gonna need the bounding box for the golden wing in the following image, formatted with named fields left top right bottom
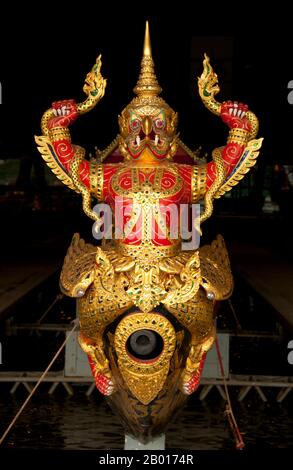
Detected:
left=215, top=137, right=263, bottom=199
left=199, top=235, right=233, bottom=300
left=60, top=233, right=97, bottom=297
left=34, top=135, right=79, bottom=193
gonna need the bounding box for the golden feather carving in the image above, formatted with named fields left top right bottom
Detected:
left=215, top=138, right=263, bottom=198
left=34, top=135, right=79, bottom=193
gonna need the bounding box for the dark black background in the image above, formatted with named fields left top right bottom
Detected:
left=0, top=5, right=293, bottom=455
left=0, top=5, right=293, bottom=163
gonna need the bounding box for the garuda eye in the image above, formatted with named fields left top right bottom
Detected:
left=154, top=118, right=165, bottom=130
left=130, top=119, right=141, bottom=131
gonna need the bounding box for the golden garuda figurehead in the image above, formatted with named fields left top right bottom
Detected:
left=35, top=20, right=263, bottom=445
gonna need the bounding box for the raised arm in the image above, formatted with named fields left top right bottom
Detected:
left=47, top=99, right=90, bottom=187
left=193, top=54, right=263, bottom=223
left=36, top=55, right=106, bottom=194
left=206, top=100, right=251, bottom=188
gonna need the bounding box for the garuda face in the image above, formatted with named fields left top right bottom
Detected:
left=119, top=101, right=178, bottom=161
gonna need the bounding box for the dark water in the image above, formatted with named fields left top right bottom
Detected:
left=0, top=387, right=292, bottom=450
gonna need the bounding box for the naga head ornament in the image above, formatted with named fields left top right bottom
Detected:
left=118, top=22, right=178, bottom=161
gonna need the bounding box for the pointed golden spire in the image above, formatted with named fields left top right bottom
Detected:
left=133, top=21, right=162, bottom=97
left=143, top=20, right=152, bottom=56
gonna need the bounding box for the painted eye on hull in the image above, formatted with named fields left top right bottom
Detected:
left=130, top=119, right=141, bottom=131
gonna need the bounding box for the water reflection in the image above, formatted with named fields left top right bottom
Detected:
left=1, top=387, right=292, bottom=449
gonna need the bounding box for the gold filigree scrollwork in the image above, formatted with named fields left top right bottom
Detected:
left=162, top=251, right=201, bottom=306
left=78, top=333, right=113, bottom=385
left=114, top=312, right=176, bottom=404
left=126, top=264, right=167, bottom=313
left=181, top=329, right=216, bottom=394
left=60, top=233, right=96, bottom=297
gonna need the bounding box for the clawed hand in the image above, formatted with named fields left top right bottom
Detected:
left=221, top=100, right=251, bottom=132
left=48, top=99, right=78, bottom=129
